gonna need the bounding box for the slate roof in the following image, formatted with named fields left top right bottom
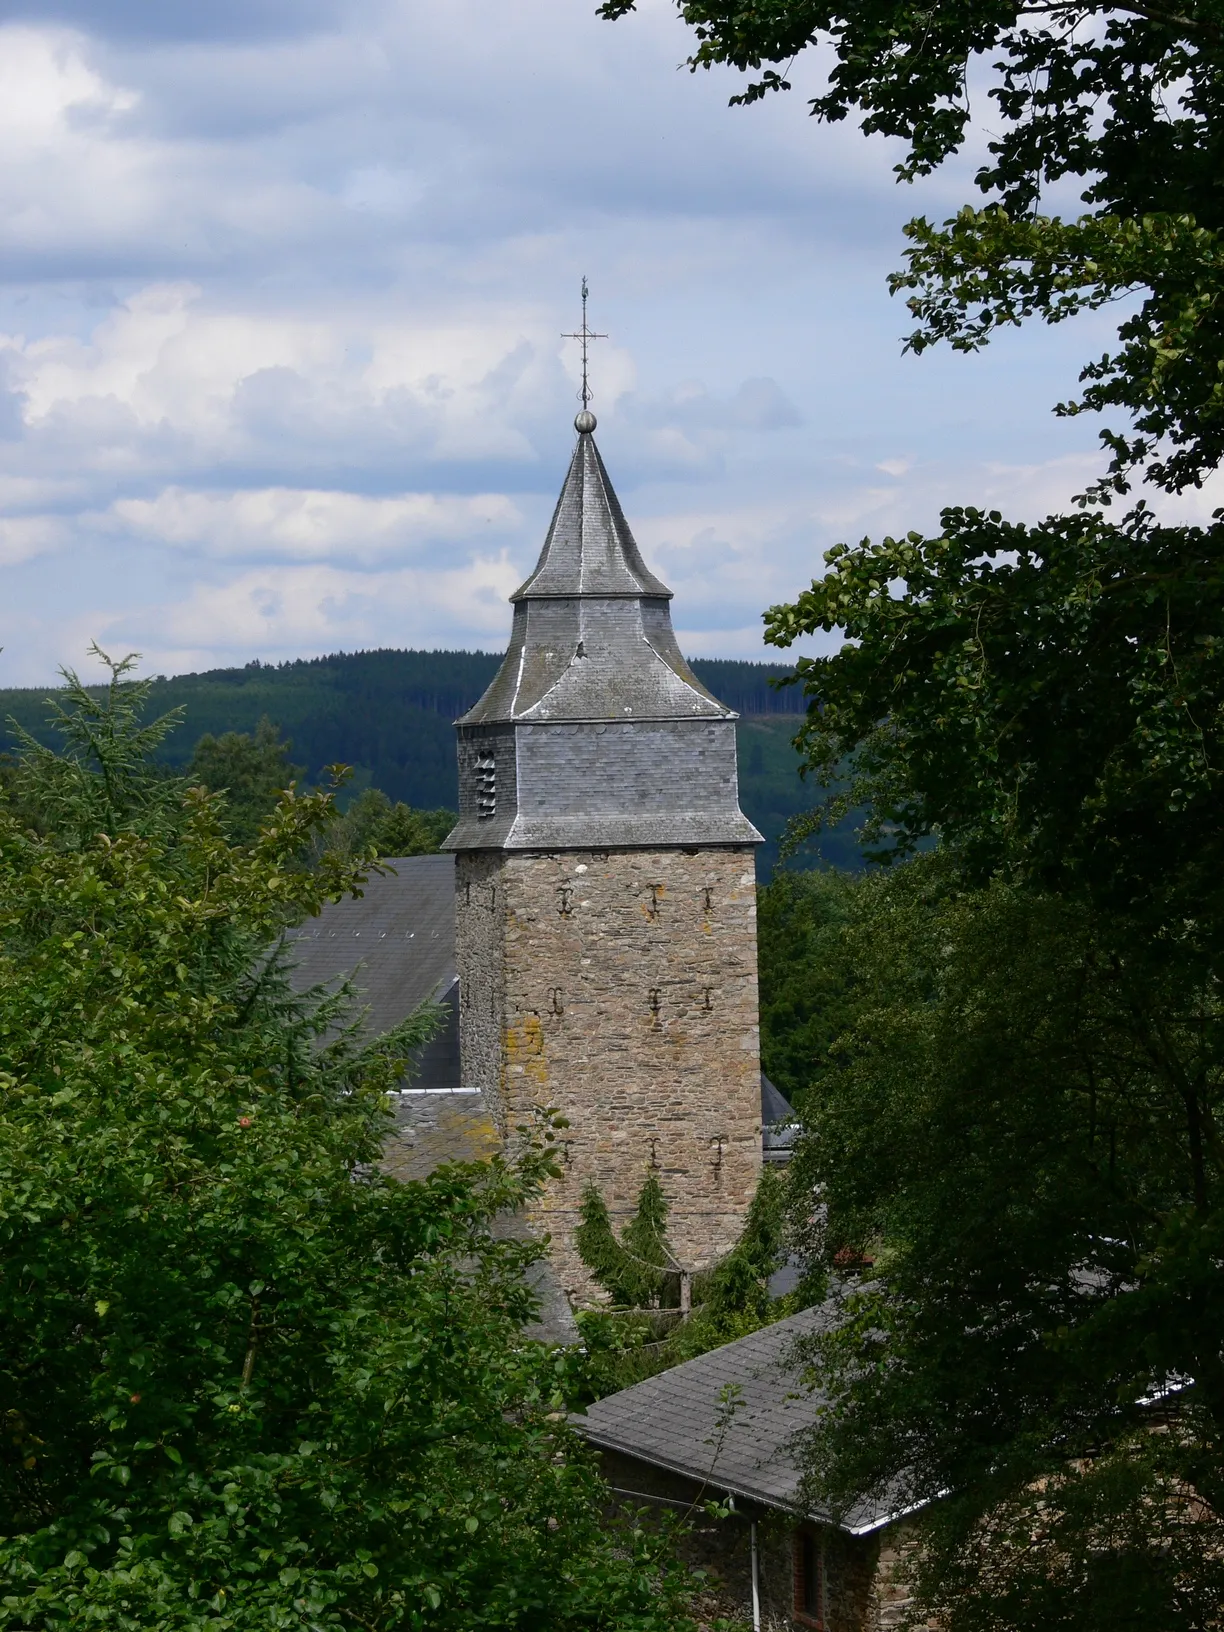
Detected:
left=761, top=1074, right=800, bottom=1164
left=512, top=428, right=673, bottom=603
left=458, top=425, right=729, bottom=729
left=382, top=1089, right=499, bottom=1180
left=285, top=854, right=456, bottom=1038
left=573, top=1305, right=896, bottom=1534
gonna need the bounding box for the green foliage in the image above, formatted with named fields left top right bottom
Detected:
left=576, top=1174, right=678, bottom=1310
left=619, top=1173, right=677, bottom=1303
left=757, top=869, right=859, bottom=1103
left=601, top=0, right=1224, bottom=493
left=186, top=715, right=304, bottom=845
left=765, top=504, right=1224, bottom=941
left=327, top=786, right=456, bottom=860
left=916, top=1430, right=1224, bottom=1632
left=891, top=205, right=1224, bottom=498
left=782, top=856, right=1224, bottom=1625
left=4, top=646, right=188, bottom=843
left=576, top=1170, right=794, bottom=1398
left=675, top=1166, right=790, bottom=1355
left=187, top=720, right=455, bottom=859
left=0, top=656, right=698, bottom=1631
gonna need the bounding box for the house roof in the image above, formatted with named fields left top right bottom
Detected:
left=573, top=1305, right=895, bottom=1534
left=284, top=854, right=456, bottom=1039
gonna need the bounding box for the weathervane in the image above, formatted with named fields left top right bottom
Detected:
left=562, top=277, right=607, bottom=428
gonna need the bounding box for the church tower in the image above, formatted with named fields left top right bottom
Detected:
left=445, top=406, right=763, bottom=1302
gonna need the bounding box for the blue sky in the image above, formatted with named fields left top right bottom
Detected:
left=0, top=0, right=1199, bottom=684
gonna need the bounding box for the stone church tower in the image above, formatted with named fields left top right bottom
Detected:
left=445, top=409, right=763, bottom=1301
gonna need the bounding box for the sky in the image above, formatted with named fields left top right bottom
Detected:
left=0, top=0, right=1201, bottom=685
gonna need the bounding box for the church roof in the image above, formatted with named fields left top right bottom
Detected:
left=459, top=417, right=729, bottom=727
left=284, top=855, right=455, bottom=1043
left=512, top=429, right=672, bottom=601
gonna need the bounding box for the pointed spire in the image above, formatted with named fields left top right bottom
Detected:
left=446, top=398, right=762, bottom=853
left=513, top=419, right=671, bottom=601
left=459, top=418, right=726, bottom=726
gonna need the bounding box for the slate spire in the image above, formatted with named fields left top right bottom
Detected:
left=461, top=414, right=725, bottom=727
left=511, top=422, right=672, bottom=602
left=446, top=411, right=760, bottom=851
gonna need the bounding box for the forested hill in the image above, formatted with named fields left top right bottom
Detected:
left=0, top=648, right=848, bottom=871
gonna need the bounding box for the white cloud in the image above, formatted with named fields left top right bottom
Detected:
left=109, top=485, right=523, bottom=561
left=0, top=1, right=1151, bottom=686
left=0, top=513, right=69, bottom=566
left=104, top=552, right=523, bottom=669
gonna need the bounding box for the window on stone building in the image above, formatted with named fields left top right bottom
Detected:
left=793, top=1527, right=824, bottom=1628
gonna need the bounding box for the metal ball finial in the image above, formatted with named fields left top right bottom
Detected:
left=574, top=410, right=597, bottom=434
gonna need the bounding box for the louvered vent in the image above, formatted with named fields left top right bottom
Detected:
left=475, top=755, right=496, bottom=820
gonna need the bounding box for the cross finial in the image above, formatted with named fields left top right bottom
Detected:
left=562, top=277, right=607, bottom=427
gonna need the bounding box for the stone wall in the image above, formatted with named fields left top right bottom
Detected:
left=457, top=844, right=761, bottom=1303
left=595, top=1448, right=879, bottom=1632
left=869, top=1525, right=924, bottom=1632
left=455, top=850, right=506, bottom=1121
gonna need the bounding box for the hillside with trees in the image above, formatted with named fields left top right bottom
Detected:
left=0, top=649, right=844, bottom=873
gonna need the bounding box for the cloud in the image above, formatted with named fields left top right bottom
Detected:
left=109, top=486, right=523, bottom=562
left=98, top=552, right=524, bottom=674
left=0, top=513, right=69, bottom=566
left=0, top=1, right=1130, bottom=686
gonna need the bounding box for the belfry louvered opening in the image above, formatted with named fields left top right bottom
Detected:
left=475, top=755, right=496, bottom=820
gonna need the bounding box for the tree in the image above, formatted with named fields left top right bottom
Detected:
left=0, top=654, right=697, bottom=1632
left=781, top=855, right=1224, bottom=1630
left=600, top=0, right=1224, bottom=496
left=328, top=787, right=456, bottom=860
left=757, top=869, right=858, bottom=1104
left=599, top=1, right=1224, bottom=1619
left=575, top=1170, right=790, bottom=1397
left=759, top=499, right=1224, bottom=1631
left=186, top=715, right=304, bottom=844
left=576, top=1173, right=680, bottom=1311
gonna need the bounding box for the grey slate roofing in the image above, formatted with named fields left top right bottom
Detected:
left=284, top=855, right=460, bottom=1090
left=459, top=431, right=722, bottom=729
left=761, top=1073, right=800, bottom=1164
left=446, top=419, right=762, bottom=853
left=285, top=854, right=455, bottom=1038
left=512, top=429, right=672, bottom=604
left=574, top=1305, right=895, bottom=1534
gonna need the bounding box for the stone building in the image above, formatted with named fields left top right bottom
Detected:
left=443, top=409, right=764, bottom=1299
left=574, top=1305, right=915, bottom=1632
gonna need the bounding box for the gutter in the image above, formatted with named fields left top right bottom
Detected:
left=574, top=1424, right=926, bottom=1537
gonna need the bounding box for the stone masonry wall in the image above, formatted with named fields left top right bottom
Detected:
left=596, top=1450, right=879, bottom=1632
left=455, top=851, right=506, bottom=1119
left=457, top=845, right=762, bottom=1303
